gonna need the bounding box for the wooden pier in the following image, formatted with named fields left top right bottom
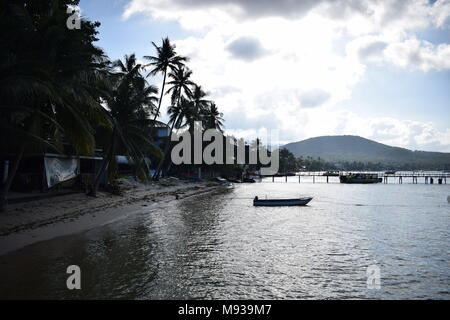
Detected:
left=267, top=172, right=450, bottom=184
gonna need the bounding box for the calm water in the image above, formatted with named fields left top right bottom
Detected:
left=0, top=178, right=449, bottom=299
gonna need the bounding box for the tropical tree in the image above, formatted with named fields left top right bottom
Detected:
left=144, top=37, right=187, bottom=123
left=0, top=0, right=111, bottom=211
left=153, top=96, right=196, bottom=179
left=88, top=54, right=160, bottom=196
left=166, top=67, right=194, bottom=106
left=188, top=85, right=210, bottom=130
left=203, top=102, right=224, bottom=132
left=152, top=67, right=195, bottom=179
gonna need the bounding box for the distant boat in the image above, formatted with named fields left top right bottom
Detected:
left=339, top=173, right=382, bottom=184
left=227, top=177, right=242, bottom=183
left=253, top=196, right=312, bottom=207
left=225, top=182, right=234, bottom=189
left=385, top=171, right=396, bottom=175
left=273, top=172, right=296, bottom=177
left=323, top=171, right=339, bottom=176
left=243, top=177, right=256, bottom=183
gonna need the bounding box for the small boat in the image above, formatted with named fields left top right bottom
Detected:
left=273, top=172, right=296, bottom=177
left=243, top=177, right=256, bottom=183
left=339, top=173, right=382, bottom=184
left=225, top=182, right=234, bottom=189
left=322, top=171, right=339, bottom=176
left=253, top=196, right=312, bottom=207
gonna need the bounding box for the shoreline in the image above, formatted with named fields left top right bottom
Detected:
left=0, top=179, right=227, bottom=256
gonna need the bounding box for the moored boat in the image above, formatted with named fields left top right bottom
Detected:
left=339, top=173, right=382, bottom=184
left=253, top=196, right=312, bottom=207
left=323, top=170, right=339, bottom=176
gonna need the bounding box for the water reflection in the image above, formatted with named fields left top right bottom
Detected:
left=0, top=183, right=449, bottom=299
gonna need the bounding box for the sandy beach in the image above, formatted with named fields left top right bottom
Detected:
left=0, top=178, right=226, bottom=256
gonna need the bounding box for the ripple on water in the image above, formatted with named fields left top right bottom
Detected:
left=0, top=182, right=449, bottom=299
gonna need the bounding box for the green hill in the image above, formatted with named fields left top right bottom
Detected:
left=282, top=135, right=450, bottom=169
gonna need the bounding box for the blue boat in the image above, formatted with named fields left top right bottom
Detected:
left=253, top=196, right=312, bottom=207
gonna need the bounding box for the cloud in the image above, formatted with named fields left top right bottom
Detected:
left=122, top=0, right=450, bottom=151
left=383, top=38, right=450, bottom=71
left=298, top=89, right=331, bottom=108
left=348, top=36, right=450, bottom=71
left=123, top=0, right=324, bottom=21
left=223, top=106, right=450, bottom=152
left=226, top=36, right=270, bottom=61
left=124, top=0, right=450, bottom=30
left=357, top=41, right=388, bottom=62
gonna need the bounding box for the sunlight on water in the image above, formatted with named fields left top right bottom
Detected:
left=0, top=180, right=449, bottom=299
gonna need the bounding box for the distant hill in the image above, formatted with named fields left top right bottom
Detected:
left=282, top=135, right=450, bottom=168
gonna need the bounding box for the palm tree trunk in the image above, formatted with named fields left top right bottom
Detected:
left=0, top=146, right=25, bottom=212
left=153, top=120, right=176, bottom=180
left=88, top=130, right=116, bottom=197
left=152, top=68, right=167, bottom=123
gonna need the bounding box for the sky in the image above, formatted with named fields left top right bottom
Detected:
left=80, top=0, right=450, bottom=152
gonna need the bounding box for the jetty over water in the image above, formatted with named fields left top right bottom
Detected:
left=266, top=171, right=450, bottom=184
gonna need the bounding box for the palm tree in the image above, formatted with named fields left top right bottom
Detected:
left=168, top=96, right=196, bottom=130
left=162, top=96, right=195, bottom=175
left=189, top=85, right=210, bottom=130
left=203, top=102, right=224, bottom=132
left=144, top=37, right=187, bottom=123
left=89, top=54, right=160, bottom=196
left=0, top=1, right=111, bottom=211
left=152, top=67, right=194, bottom=179
left=166, top=67, right=194, bottom=105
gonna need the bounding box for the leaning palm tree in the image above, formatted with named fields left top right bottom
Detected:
left=144, top=37, right=187, bottom=123
left=89, top=55, right=160, bottom=196
left=152, top=67, right=194, bottom=179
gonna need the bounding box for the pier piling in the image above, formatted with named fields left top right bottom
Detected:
left=267, top=172, right=448, bottom=185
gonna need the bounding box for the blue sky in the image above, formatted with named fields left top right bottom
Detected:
left=80, top=0, right=450, bottom=152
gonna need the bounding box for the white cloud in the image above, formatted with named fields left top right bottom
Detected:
left=123, top=0, right=450, bottom=151
left=384, top=39, right=450, bottom=71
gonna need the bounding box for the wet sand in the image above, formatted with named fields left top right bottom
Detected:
left=0, top=178, right=224, bottom=256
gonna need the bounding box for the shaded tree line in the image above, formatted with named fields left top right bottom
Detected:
left=0, top=0, right=226, bottom=211
left=279, top=149, right=450, bottom=172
